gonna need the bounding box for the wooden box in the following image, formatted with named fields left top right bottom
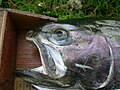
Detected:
left=0, top=8, right=57, bottom=90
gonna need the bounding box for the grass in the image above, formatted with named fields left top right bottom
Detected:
left=0, top=0, right=120, bottom=20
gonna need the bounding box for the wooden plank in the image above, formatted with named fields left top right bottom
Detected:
left=0, top=11, right=7, bottom=69
left=14, top=77, right=36, bottom=90
left=0, top=9, right=57, bottom=70
left=17, top=78, right=24, bottom=90
left=23, top=82, right=30, bottom=90
left=14, top=77, right=18, bottom=90
left=0, top=11, right=17, bottom=90
left=16, top=28, right=41, bottom=69
left=3, top=8, right=57, bottom=69
left=7, top=8, right=57, bottom=31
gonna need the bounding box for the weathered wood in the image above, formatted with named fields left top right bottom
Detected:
left=14, top=77, right=36, bottom=90
left=0, top=12, right=17, bottom=90
left=7, top=8, right=57, bottom=31
left=6, top=8, right=57, bottom=69
left=0, top=11, right=7, bottom=69
left=0, top=8, right=57, bottom=90
left=16, top=28, right=41, bottom=69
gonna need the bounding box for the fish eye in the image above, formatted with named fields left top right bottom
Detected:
left=53, top=29, right=68, bottom=40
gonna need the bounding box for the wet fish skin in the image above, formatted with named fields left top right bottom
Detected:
left=16, top=17, right=120, bottom=90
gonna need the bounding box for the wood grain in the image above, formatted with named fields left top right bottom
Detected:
left=0, top=8, right=57, bottom=90
left=16, top=28, right=41, bottom=69
left=14, top=77, right=36, bottom=90
left=6, top=9, right=57, bottom=69
left=0, top=12, right=17, bottom=90
left=0, top=11, right=7, bottom=69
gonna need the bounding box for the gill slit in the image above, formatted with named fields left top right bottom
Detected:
left=93, top=36, right=115, bottom=89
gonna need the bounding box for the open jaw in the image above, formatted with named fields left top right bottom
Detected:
left=16, top=34, right=69, bottom=88
left=31, top=37, right=67, bottom=78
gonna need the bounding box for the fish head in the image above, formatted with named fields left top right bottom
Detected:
left=16, top=19, right=120, bottom=89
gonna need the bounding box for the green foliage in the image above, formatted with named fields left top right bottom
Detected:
left=0, top=0, right=2, bottom=6
left=0, top=0, right=120, bottom=20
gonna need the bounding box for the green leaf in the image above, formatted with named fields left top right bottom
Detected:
left=0, top=0, right=2, bottom=6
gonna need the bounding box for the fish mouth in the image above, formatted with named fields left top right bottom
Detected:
left=26, top=31, right=67, bottom=78
left=32, top=43, right=67, bottom=78
left=17, top=30, right=67, bottom=79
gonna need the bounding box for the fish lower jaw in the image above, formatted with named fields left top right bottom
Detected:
left=40, top=44, right=67, bottom=78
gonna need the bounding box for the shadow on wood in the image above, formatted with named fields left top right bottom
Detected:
left=0, top=8, right=57, bottom=90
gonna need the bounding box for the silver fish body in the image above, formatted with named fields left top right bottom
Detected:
left=16, top=17, right=120, bottom=90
